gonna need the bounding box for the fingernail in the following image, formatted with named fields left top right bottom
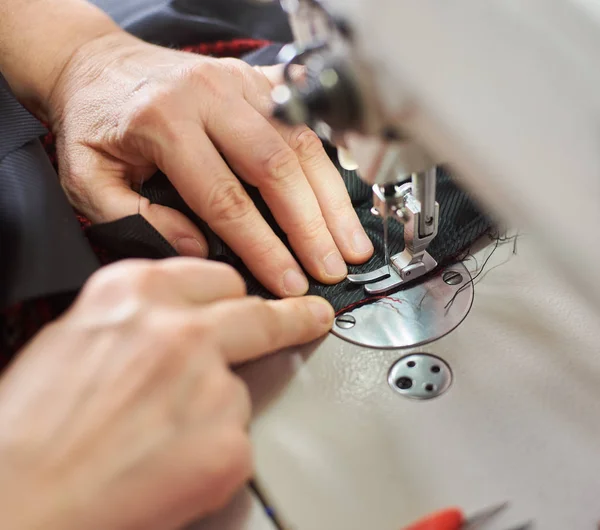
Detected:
left=173, top=238, right=207, bottom=258
left=352, top=229, right=373, bottom=255
left=323, top=252, right=347, bottom=278
left=283, top=269, right=309, bottom=296
left=306, top=298, right=334, bottom=325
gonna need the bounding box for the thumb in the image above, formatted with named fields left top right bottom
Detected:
left=83, top=176, right=210, bottom=259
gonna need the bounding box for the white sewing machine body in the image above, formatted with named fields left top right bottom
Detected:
left=276, top=0, right=600, bottom=309
left=192, top=2, right=600, bottom=528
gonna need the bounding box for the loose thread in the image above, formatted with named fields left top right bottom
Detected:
left=335, top=295, right=402, bottom=316
left=444, top=232, right=521, bottom=312
left=335, top=232, right=521, bottom=319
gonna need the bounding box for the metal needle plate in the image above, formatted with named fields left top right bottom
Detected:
left=332, top=263, right=473, bottom=349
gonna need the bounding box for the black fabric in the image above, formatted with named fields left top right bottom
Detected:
left=92, top=0, right=292, bottom=47
left=0, top=0, right=490, bottom=315
left=87, top=159, right=491, bottom=312
left=85, top=42, right=492, bottom=313
left=0, top=77, right=99, bottom=310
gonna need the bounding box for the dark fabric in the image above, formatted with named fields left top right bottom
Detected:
left=87, top=162, right=491, bottom=313
left=91, top=0, right=292, bottom=46
left=0, top=0, right=491, bottom=355
left=0, top=38, right=274, bottom=359
left=0, top=77, right=99, bottom=311
left=85, top=40, right=492, bottom=313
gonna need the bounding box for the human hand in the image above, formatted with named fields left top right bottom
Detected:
left=46, top=32, right=373, bottom=297
left=0, top=258, right=333, bottom=530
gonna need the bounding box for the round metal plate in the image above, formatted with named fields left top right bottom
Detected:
left=388, top=354, right=452, bottom=400
left=331, top=263, right=473, bottom=349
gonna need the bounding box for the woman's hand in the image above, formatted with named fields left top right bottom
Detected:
left=0, top=258, right=334, bottom=530
left=47, top=32, right=373, bottom=297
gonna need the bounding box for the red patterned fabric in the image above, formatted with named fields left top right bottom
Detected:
left=182, top=38, right=271, bottom=57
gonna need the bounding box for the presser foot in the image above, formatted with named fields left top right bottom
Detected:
left=347, top=251, right=438, bottom=295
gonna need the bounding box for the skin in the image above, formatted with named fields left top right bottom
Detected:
left=0, top=0, right=367, bottom=527
left=0, top=0, right=374, bottom=298
left=0, top=259, right=335, bottom=530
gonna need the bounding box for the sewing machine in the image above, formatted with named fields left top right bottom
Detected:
left=187, top=2, right=600, bottom=529
left=270, top=0, right=600, bottom=315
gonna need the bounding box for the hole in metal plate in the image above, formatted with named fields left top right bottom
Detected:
left=389, top=354, right=452, bottom=400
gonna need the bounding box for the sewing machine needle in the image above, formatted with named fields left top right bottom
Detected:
left=383, top=214, right=391, bottom=272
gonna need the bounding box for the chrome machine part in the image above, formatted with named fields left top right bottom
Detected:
left=333, top=263, right=473, bottom=349
left=271, top=8, right=443, bottom=293
left=348, top=168, right=440, bottom=294
left=278, top=0, right=600, bottom=311
left=388, top=353, right=452, bottom=400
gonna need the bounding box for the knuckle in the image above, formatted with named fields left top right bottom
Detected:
left=174, top=314, right=213, bottom=344
left=264, top=145, right=300, bottom=182
left=127, top=264, right=165, bottom=294
left=289, top=128, right=324, bottom=164
left=187, top=61, right=228, bottom=98
left=123, top=95, right=163, bottom=132
left=189, top=60, right=222, bottom=81
left=121, top=92, right=177, bottom=146
left=74, top=262, right=171, bottom=330
left=251, top=299, right=284, bottom=344
left=83, top=261, right=151, bottom=298
left=328, top=194, right=354, bottom=218
left=243, top=238, right=282, bottom=264
left=289, top=213, right=328, bottom=241
left=205, top=181, right=253, bottom=224
left=293, top=297, right=317, bottom=325
left=166, top=259, right=246, bottom=295
left=218, top=58, right=248, bottom=81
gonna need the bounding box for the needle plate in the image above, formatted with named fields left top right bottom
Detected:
left=332, top=263, right=473, bottom=349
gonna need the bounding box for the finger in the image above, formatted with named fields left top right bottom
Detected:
left=159, top=128, right=309, bottom=298
left=275, top=123, right=374, bottom=264
left=83, top=175, right=210, bottom=258
left=206, top=100, right=348, bottom=284
left=154, top=258, right=248, bottom=304
left=80, top=258, right=247, bottom=307
left=206, top=295, right=334, bottom=364
left=251, top=67, right=374, bottom=265
left=254, top=63, right=304, bottom=89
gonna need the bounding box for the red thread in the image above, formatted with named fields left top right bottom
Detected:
left=335, top=295, right=402, bottom=316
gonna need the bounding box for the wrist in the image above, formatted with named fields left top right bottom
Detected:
left=0, top=0, right=122, bottom=120
left=45, top=30, right=143, bottom=126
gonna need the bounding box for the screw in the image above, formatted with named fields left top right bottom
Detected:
left=335, top=314, right=356, bottom=329
left=425, top=216, right=434, bottom=225
left=443, top=271, right=463, bottom=285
